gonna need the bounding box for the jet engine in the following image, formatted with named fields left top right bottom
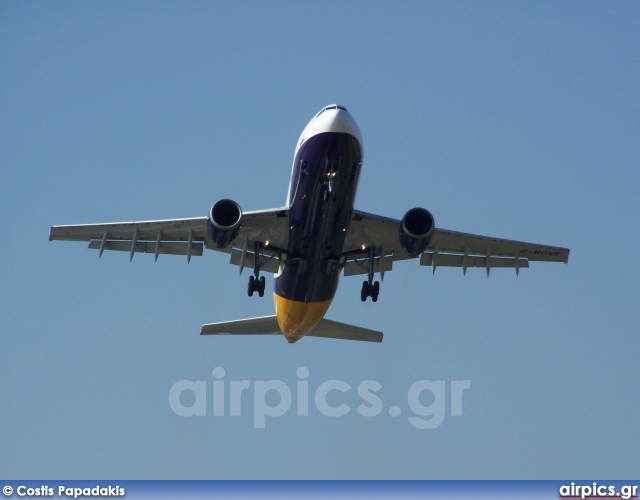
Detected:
left=207, top=199, right=242, bottom=249
left=400, top=207, right=435, bottom=257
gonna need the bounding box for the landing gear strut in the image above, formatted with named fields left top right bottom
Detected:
left=360, top=246, right=380, bottom=302
left=247, top=241, right=271, bottom=297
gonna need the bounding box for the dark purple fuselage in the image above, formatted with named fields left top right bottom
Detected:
left=274, top=132, right=362, bottom=303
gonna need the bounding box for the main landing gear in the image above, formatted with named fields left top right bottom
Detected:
left=360, top=246, right=380, bottom=302
left=248, top=274, right=265, bottom=297
left=361, top=280, right=379, bottom=302
left=247, top=241, right=274, bottom=298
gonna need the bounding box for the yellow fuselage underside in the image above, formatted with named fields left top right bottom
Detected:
left=274, top=294, right=332, bottom=343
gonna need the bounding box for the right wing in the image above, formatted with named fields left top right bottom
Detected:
left=49, top=207, right=289, bottom=268
left=200, top=316, right=383, bottom=343
left=342, top=209, right=569, bottom=276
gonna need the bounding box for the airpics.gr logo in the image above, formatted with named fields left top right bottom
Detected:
left=168, top=367, right=471, bottom=429
left=559, top=482, right=638, bottom=500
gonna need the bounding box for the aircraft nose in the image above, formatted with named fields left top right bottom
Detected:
left=324, top=107, right=362, bottom=142
left=296, top=104, right=363, bottom=156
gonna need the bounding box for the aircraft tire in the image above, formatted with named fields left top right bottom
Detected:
left=361, top=281, right=369, bottom=302
left=372, top=281, right=380, bottom=302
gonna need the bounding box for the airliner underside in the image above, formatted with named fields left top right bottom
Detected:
left=50, top=104, right=569, bottom=343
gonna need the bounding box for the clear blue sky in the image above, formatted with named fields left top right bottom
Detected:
left=1, top=2, right=638, bottom=479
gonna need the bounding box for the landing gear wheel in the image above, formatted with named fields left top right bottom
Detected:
left=361, top=281, right=369, bottom=302
left=371, top=281, right=380, bottom=302
left=248, top=275, right=255, bottom=297
left=258, top=276, right=266, bottom=297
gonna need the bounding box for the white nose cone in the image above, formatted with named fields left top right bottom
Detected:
left=295, top=104, right=363, bottom=155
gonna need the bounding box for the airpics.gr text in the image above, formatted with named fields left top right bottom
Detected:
left=169, top=367, right=471, bottom=429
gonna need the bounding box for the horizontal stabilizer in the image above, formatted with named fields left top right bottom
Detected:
left=307, top=318, right=383, bottom=342
left=201, top=316, right=282, bottom=335
left=200, top=315, right=383, bottom=343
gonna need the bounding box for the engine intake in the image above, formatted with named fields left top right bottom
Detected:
left=207, top=199, right=242, bottom=248
left=400, top=207, right=435, bottom=257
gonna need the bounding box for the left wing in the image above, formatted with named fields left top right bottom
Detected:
left=342, top=209, right=569, bottom=276
left=49, top=208, right=289, bottom=266
left=50, top=217, right=208, bottom=261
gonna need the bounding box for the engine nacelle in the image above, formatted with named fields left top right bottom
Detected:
left=400, top=207, right=435, bottom=257
left=207, top=199, right=242, bottom=249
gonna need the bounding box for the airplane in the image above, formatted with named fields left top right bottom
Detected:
left=50, top=104, right=569, bottom=344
